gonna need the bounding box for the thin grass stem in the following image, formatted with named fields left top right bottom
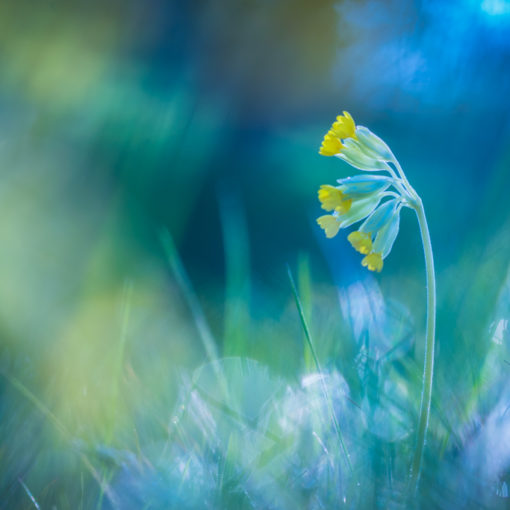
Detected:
left=18, top=478, right=41, bottom=510
left=287, top=265, right=353, bottom=474
left=159, top=229, right=231, bottom=406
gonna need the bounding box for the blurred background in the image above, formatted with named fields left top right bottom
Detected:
left=1, top=0, right=510, bottom=508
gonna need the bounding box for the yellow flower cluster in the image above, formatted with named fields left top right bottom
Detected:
left=316, top=111, right=402, bottom=272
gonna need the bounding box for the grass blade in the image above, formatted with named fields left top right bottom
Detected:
left=287, top=265, right=353, bottom=474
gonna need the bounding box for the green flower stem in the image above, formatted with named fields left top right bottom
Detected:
left=409, top=197, right=436, bottom=491
left=390, top=156, right=436, bottom=490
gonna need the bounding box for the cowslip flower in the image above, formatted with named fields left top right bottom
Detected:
left=346, top=200, right=402, bottom=272
left=316, top=112, right=411, bottom=272
left=315, top=111, right=438, bottom=491
left=318, top=111, right=392, bottom=171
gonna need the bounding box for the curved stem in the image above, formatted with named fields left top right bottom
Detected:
left=391, top=156, right=419, bottom=199
left=409, top=199, right=436, bottom=492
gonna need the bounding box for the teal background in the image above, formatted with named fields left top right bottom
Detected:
left=1, top=0, right=510, bottom=508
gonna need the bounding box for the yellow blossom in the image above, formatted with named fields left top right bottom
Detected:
left=347, top=231, right=373, bottom=255
left=319, top=112, right=357, bottom=156
left=361, top=252, right=383, bottom=272
left=319, top=131, right=343, bottom=156
left=317, top=215, right=341, bottom=238
left=318, top=185, right=352, bottom=214
left=331, top=111, right=356, bottom=140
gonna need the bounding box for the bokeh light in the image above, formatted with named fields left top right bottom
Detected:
left=1, top=0, right=510, bottom=508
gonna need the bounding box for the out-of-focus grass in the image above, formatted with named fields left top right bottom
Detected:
left=2, top=136, right=509, bottom=507
left=2, top=174, right=510, bottom=508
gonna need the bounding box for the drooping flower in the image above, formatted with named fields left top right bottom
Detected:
left=346, top=202, right=402, bottom=272
left=318, top=185, right=352, bottom=214
left=361, top=253, right=383, bottom=272
left=316, top=112, right=407, bottom=271
left=347, top=231, right=372, bottom=255
left=315, top=111, right=438, bottom=488
left=319, top=131, right=344, bottom=156
left=331, top=111, right=356, bottom=140
left=319, top=112, right=356, bottom=157
left=318, top=111, right=394, bottom=170
left=317, top=215, right=341, bottom=239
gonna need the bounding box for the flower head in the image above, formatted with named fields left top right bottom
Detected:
left=316, top=113, right=406, bottom=272
left=318, top=112, right=394, bottom=170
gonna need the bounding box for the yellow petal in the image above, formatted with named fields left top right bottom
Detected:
left=347, top=231, right=373, bottom=255
left=331, top=111, right=356, bottom=140
left=317, top=215, right=341, bottom=238
left=318, top=185, right=352, bottom=213
left=342, top=111, right=356, bottom=132
left=361, top=252, right=383, bottom=272
left=319, top=132, right=343, bottom=156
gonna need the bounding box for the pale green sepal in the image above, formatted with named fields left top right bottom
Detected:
left=355, top=126, right=393, bottom=161
left=337, top=175, right=392, bottom=196
left=373, top=207, right=401, bottom=258
left=336, top=138, right=388, bottom=171
left=359, top=199, right=397, bottom=234
left=336, top=194, right=384, bottom=229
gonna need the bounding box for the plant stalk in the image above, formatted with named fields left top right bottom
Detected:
left=409, top=198, right=436, bottom=491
